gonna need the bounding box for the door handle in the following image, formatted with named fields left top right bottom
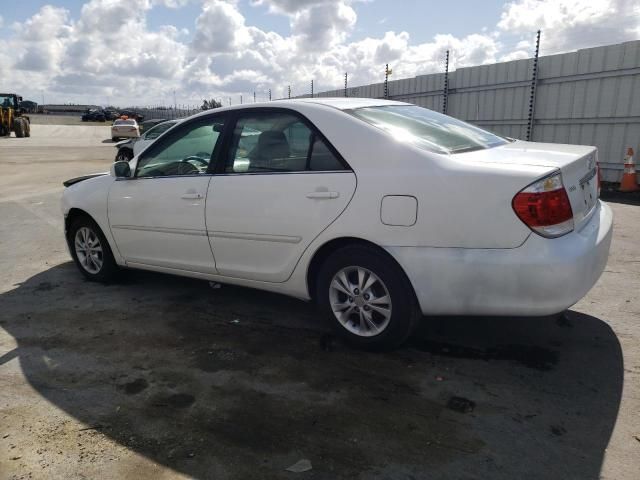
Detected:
left=181, top=192, right=203, bottom=199
left=306, top=191, right=339, bottom=199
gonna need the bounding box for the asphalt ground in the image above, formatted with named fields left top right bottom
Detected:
left=0, top=124, right=639, bottom=479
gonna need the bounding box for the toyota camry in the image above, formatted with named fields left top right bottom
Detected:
left=61, top=98, right=612, bottom=349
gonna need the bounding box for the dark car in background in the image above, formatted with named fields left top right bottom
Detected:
left=103, top=109, right=119, bottom=121
left=81, top=109, right=106, bottom=122
left=119, top=110, right=145, bottom=123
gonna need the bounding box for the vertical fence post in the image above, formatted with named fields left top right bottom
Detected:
left=344, top=72, right=348, bottom=97
left=269, top=89, right=272, bottom=101
left=254, top=91, right=256, bottom=103
left=384, top=64, right=389, bottom=99
left=240, top=95, right=243, bottom=105
left=443, top=50, right=450, bottom=114
left=526, top=30, right=541, bottom=141
left=288, top=85, right=291, bottom=99
left=311, top=79, right=314, bottom=98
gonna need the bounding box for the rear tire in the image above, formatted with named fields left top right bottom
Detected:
left=24, top=120, right=31, bottom=137
left=68, top=215, right=119, bottom=282
left=316, top=245, right=421, bottom=350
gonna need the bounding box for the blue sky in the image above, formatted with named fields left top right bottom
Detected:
left=0, top=0, right=505, bottom=42
left=0, top=0, right=637, bottom=105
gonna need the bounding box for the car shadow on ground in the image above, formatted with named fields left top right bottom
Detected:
left=0, top=263, right=623, bottom=479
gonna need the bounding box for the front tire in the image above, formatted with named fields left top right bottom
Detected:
left=316, top=245, right=421, bottom=350
left=13, top=118, right=24, bottom=138
left=115, top=148, right=133, bottom=162
left=68, top=216, right=119, bottom=282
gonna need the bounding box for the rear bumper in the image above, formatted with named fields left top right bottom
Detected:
left=386, top=200, right=613, bottom=316
left=112, top=131, right=138, bottom=138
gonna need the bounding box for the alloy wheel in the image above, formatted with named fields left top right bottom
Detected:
left=328, top=266, right=392, bottom=337
left=74, top=227, right=103, bottom=274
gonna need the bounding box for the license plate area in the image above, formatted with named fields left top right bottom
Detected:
left=579, top=167, right=597, bottom=214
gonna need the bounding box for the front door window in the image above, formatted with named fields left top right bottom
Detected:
left=136, top=117, right=226, bottom=177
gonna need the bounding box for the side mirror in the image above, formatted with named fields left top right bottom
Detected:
left=111, top=161, right=131, bottom=178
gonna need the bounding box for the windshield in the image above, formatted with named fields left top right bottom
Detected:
left=0, top=94, right=16, bottom=108
left=347, top=105, right=508, bottom=154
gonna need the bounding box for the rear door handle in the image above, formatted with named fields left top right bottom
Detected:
left=306, top=191, right=339, bottom=199
left=181, top=192, right=203, bottom=199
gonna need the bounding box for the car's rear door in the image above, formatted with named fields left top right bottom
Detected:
left=108, top=114, right=227, bottom=273
left=206, top=109, right=356, bottom=282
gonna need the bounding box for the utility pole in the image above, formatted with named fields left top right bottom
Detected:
left=253, top=91, right=256, bottom=103
left=268, top=89, right=272, bottom=101
left=526, top=30, right=541, bottom=141
left=443, top=50, right=450, bottom=114
left=288, top=85, right=291, bottom=99
left=344, top=72, right=348, bottom=97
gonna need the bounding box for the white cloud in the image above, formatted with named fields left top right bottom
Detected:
left=192, top=0, right=252, bottom=54
left=251, top=0, right=338, bottom=14
left=153, top=0, right=192, bottom=7
left=498, top=0, right=640, bottom=55
left=3, top=0, right=639, bottom=106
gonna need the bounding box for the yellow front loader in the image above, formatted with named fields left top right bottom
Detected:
left=0, top=93, right=31, bottom=138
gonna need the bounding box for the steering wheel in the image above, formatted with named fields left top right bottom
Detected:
left=183, top=154, right=209, bottom=166
left=177, top=154, right=209, bottom=175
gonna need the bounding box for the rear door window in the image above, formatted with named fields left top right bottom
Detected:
left=224, top=111, right=346, bottom=173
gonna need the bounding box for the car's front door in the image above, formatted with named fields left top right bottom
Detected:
left=108, top=115, right=227, bottom=273
left=206, top=109, right=357, bottom=282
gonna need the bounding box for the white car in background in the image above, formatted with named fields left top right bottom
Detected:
left=61, top=98, right=612, bottom=350
left=114, top=120, right=179, bottom=162
left=111, top=118, right=140, bottom=141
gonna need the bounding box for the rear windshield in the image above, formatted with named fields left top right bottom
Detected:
left=346, top=105, right=507, bottom=154
left=115, top=119, right=136, bottom=125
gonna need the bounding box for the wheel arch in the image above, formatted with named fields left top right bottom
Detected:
left=64, top=208, right=95, bottom=237
left=115, top=146, right=134, bottom=159
left=305, top=236, right=417, bottom=303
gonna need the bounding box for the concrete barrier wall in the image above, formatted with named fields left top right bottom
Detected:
left=304, top=40, right=640, bottom=182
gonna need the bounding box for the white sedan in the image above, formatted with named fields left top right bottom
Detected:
left=61, top=98, right=612, bottom=350
left=111, top=118, right=140, bottom=141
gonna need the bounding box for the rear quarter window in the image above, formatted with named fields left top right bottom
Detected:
left=346, top=105, right=508, bottom=154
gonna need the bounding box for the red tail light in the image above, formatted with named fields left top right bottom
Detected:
left=512, top=172, right=574, bottom=238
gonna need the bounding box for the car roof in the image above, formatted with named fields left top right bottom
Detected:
left=282, top=97, right=409, bottom=110
left=186, top=97, right=410, bottom=121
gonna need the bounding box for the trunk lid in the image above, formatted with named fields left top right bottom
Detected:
left=457, top=140, right=599, bottom=230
